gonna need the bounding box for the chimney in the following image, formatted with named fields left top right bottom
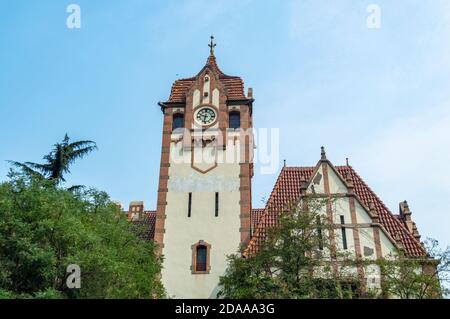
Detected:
left=113, top=201, right=122, bottom=210
left=112, top=201, right=123, bottom=218
left=128, top=201, right=145, bottom=221
left=247, top=87, right=253, bottom=99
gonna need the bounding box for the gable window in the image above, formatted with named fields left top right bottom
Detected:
left=316, top=216, right=323, bottom=250
left=172, top=113, right=185, bottom=131
left=191, top=240, right=211, bottom=274
left=215, top=192, right=219, bottom=217
left=229, top=111, right=240, bottom=129
left=340, top=215, right=348, bottom=250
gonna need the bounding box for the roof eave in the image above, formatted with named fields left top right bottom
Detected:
left=227, top=98, right=254, bottom=106
left=158, top=101, right=186, bottom=112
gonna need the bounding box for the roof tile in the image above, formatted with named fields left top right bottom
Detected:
left=166, top=55, right=246, bottom=103
left=131, top=211, right=156, bottom=241
left=245, top=166, right=426, bottom=257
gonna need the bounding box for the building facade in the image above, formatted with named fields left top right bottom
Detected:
left=126, top=41, right=429, bottom=298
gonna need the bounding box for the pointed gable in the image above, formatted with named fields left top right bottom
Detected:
left=245, top=162, right=426, bottom=258
left=165, top=54, right=247, bottom=103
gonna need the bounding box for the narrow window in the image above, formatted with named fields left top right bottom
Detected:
left=196, top=245, right=207, bottom=272
left=340, top=215, right=348, bottom=250
left=191, top=241, right=211, bottom=274
left=172, top=113, right=185, bottom=131
left=215, top=192, right=219, bottom=217
left=316, top=216, right=323, bottom=250
left=188, top=192, right=192, bottom=218
left=229, top=111, right=240, bottom=129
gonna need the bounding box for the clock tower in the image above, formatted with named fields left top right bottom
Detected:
left=154, top=37, right=254, bottom=298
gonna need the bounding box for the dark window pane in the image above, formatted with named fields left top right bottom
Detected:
left=229, top=112, right=240, bottom=129
left=196, top=246, right=207, bottom=271
left=340, top=215, right=348, bottom=250
left=316, top=216, right=323, bottom=250
left=215, top=192, right=219, bottom=217
left=188, top=193, right=192, bottom=217
left=172, top=114, right=185, bottom=130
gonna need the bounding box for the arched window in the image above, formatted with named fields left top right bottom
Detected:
left=229, top=111, right=240, bottom=129
left=196, top=246, right=207, bottom=272
left=172, top=113, right=185, bottom=131
left=191, top=240, right=211, bottom=274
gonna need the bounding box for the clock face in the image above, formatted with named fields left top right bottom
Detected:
left=195, top=107, right=217, bottom=126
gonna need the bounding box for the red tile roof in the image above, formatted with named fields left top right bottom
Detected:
left=166, top=55, right=246, bottom=103
left=132, top=211, right=156, bottom=241
left=251, top=209, right=265, bottom=235
left=245, top=166, right=426, bottom=257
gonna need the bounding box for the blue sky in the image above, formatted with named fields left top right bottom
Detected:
left=1, top=0, right=449, bottom=250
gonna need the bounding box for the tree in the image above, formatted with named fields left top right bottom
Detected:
left=218, top=198, right=360, bottom=299
left=377, top=239, right=449, bottom=299
left=0, top=172, right=164, bottom=299
left=8, top=134, right=97, bottom=188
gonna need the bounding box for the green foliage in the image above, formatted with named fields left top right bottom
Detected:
left=218, top=198, right=360, bottom=299
left=377, top=239, right=449, bottom=299
left=0, top=173, right=164, bottom=299
left=8, top=134, right=97, bottom=187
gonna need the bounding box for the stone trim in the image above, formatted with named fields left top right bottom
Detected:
left=349, top=197, right=363, bottom=259
left=191, top=240, right=212, bottom=275
left=322, top=162, right=338, bottom=274
left=239, top=104, right=252, bottom=246
left=349, top=196, right=366, bottom=293
left=154, top=108, right=172, bottom=256
left=334, top=223, right=374, bottom=229
left=373, top=227, right=383, bottom=259
left=190, top=144, right=218, bottom=174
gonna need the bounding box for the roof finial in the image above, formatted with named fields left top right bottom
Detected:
left=208, top=35, right=216, bottom=55
left=283, top=159, right=286, bottom=168
left=320, top=146, right=327, bottom=160
left=346, top=157, right=349, bottom=166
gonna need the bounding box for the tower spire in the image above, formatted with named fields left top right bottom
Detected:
left=208, top=35, right=216, bottom=55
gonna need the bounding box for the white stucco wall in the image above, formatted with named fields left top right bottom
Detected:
left=327, top=167, right=347, bottom=194
left=305, top=162, right=400, bottom=289
left=162, top=141, right=242, bottom=298
left=379, top=230, right=397, bottom=258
